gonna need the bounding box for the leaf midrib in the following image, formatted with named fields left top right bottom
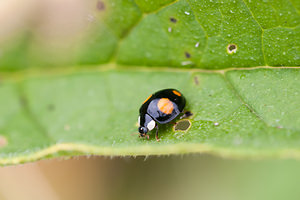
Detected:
left=1, top=65, right=299, bottom=82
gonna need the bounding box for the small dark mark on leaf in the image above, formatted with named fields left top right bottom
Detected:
left=174, top=119, right=191, bottom=131
left=97, top=1, right=105, bottom=11
left=48, top=104, right=55, bottom=111
left=19, top=96, right=28, bottom=106
left=227, top=44, right=237, bottom=54
left=194, top=76, right=199, bottom=85
left=170, top=17, right=177, bottom=23
left=185, top=52, right=191, bottom=58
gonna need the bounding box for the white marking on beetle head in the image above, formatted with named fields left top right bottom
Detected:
left=147, top=120, right=156, bottom=131
left=138, top=116, right=140, bottom=125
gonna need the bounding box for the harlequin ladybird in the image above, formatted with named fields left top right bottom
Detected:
left=138, top=88, right=189, bottom=141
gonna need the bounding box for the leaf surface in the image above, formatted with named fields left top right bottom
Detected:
left=0, top=0, right=299, bottom=164
left=0, top=67, right=300, bottom=165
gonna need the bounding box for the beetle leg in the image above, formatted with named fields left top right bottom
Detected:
left=155, top=125, right=160, bottom=142
left=180, top=111, right=193, bottom=119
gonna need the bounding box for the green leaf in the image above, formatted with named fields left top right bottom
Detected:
left=0, top=0, right=299, bottom=70
left=0, top=67, right=300, bottom=165
left=0, top=0, right=299, bottom=165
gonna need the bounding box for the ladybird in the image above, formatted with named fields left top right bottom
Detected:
left=138, top=88, right=189, bottom=141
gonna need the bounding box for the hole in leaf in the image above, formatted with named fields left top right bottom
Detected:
left=174, top=119, right=191, bottom=131
left=0, top=135, right=7, bottom=148
left=227, top=44, right=237, bottom=54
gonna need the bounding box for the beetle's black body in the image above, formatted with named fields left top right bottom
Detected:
left=138, top=88, right=186, bottom=141
left=139, top=89, right=186, bottom=124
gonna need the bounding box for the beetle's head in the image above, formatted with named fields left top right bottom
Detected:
left=138, top=126, right=148, bottom=137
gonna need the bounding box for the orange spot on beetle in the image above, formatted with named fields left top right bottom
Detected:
left=157, top=98, right=174, bottom=114
left=143, top=95, right=152, bottom=104
left=172, top=90, right=181, bottom=96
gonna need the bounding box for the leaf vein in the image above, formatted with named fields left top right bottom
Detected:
left=222, top=72, right=269, bottom=127
left=16, top=82, right=54, bottom=143
left=240, top=0, right=267, bottom=66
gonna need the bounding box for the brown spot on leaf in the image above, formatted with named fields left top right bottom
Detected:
left=194, top=76, right=199, bottom=85
left=19, top=96, right=27, bottom=106
left=48, top=104, right=55, bottom=111
left=170, top=17, right=177, bottom=23
left=97, top=1, right=105, bottom=11
left=185, top=52, right=191, bottom=58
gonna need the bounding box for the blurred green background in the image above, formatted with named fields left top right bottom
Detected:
left=1, top=156, right=300, bottom=200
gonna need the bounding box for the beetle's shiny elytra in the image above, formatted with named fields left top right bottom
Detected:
left=138, top=88, right=186, bottom=141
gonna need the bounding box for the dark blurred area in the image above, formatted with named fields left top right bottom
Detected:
left=0, top=155, right=300, bottom=200
left=0, top=0, right=112, bottom=69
